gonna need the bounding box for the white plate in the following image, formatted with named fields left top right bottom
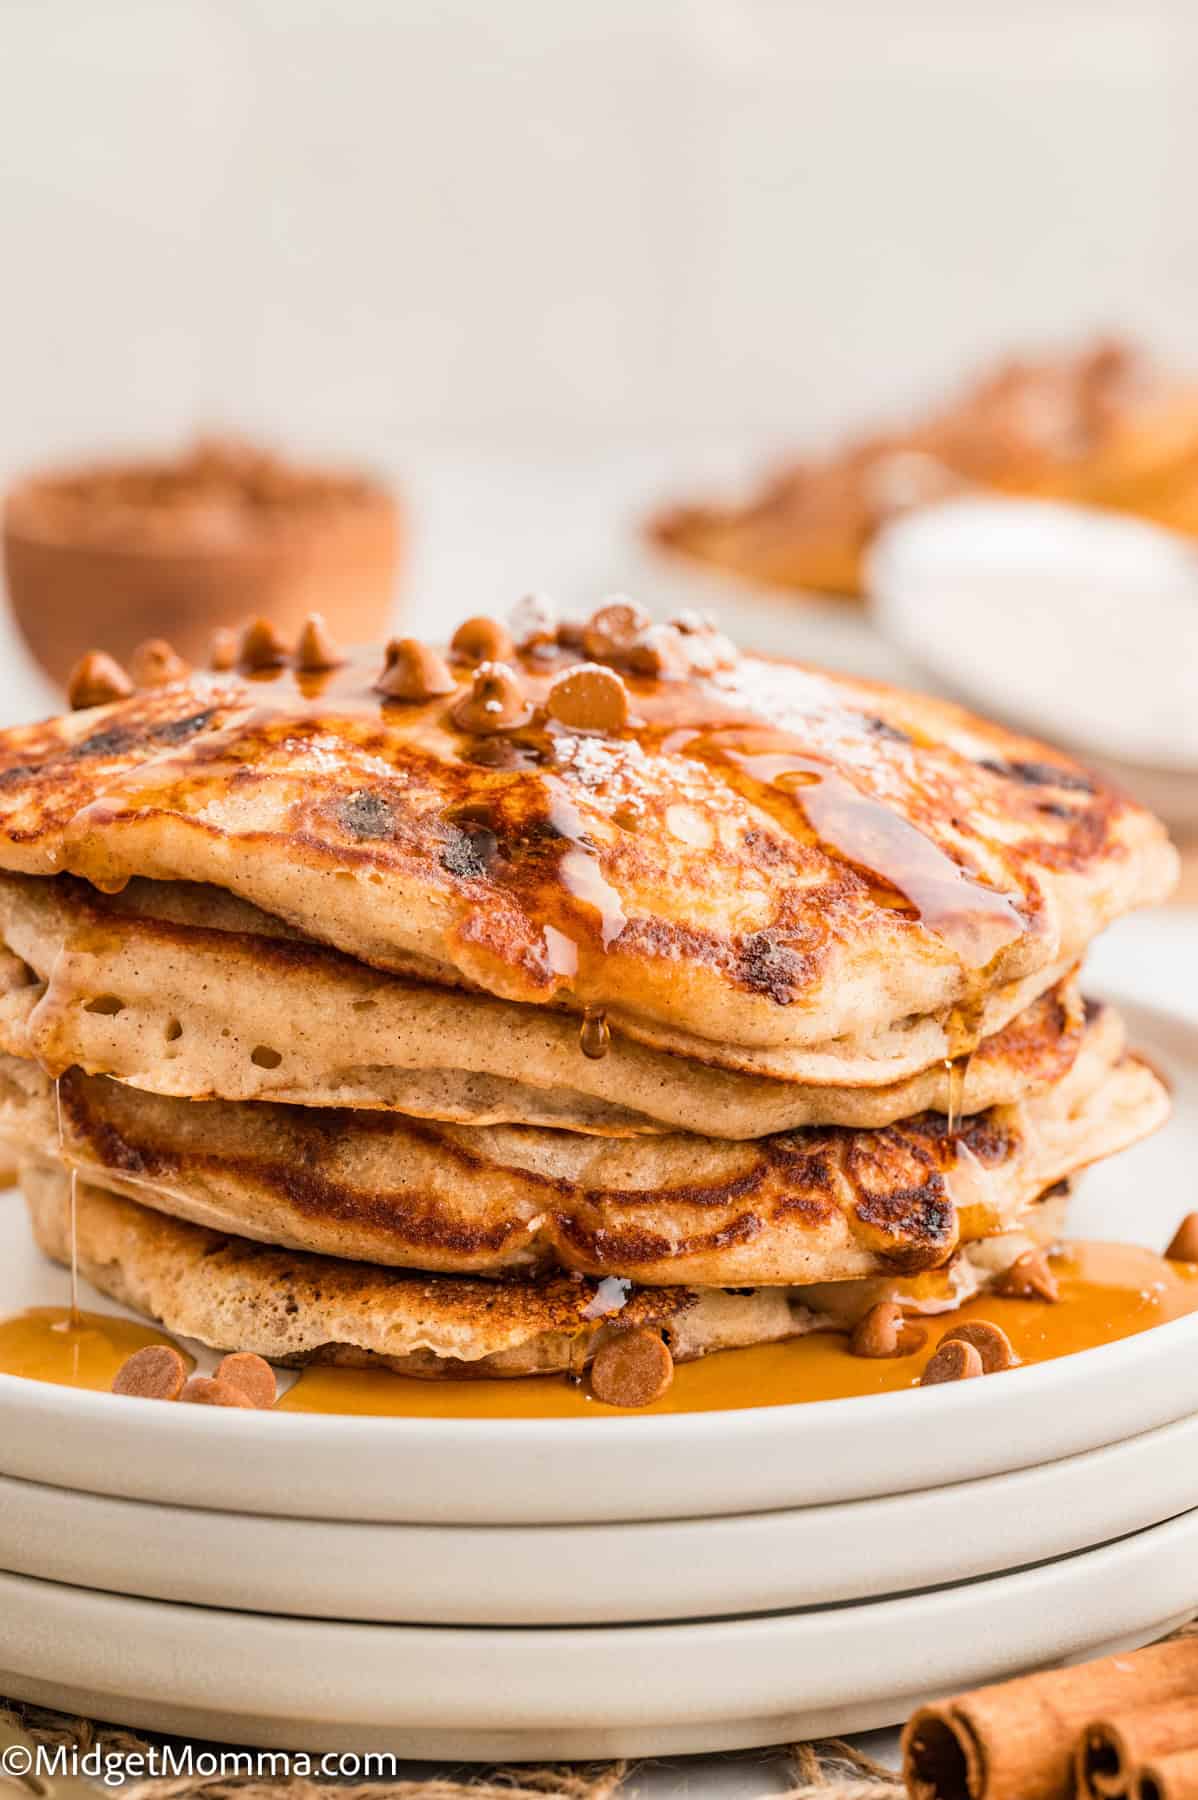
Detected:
left=0, top=996, right=1193, bottom=1526
left=2, top=1514, right=1197, bottom=1758
left=3, top=1410, right=1198, bottom=1624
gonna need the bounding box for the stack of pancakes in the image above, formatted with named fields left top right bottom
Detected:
left=0, top=601, right=1176, bottom=1399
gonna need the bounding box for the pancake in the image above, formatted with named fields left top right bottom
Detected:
left=0, top=626, right=1174, bottom=1070
left=20, top=1164, right=1066, bottom=1376
left=0, top=873, right=1089, bottom=1135
left=0, top=1003, right=1164, bottom=1286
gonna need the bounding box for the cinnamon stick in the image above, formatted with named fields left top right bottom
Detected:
left=902, top=1639, right=1198, bottom=1800
left=1137, top=1748, right=1198, bottom=1800
left=1078, top=1698, right=1198, bottom=1799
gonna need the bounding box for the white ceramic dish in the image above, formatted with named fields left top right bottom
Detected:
left=868, top=498, right=1198, bottom=827
left=0, top=989, right=1192, bottom=1527
left=2, top=1409, right=1197, bottom=1625
left=2, top=1513, right=1196, bottom=1758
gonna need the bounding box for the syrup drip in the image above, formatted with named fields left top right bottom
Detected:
left=53, top=1075, right=80, bottom=1327
left=941, top=993, right=987, bottom=1133
left=943, top=1056, right=968, bottom=1134
left=547, top=793, right=627, bottom=951
left=580, top=1006, right=610, bottom=1060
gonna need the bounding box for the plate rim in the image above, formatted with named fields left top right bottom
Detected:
left=3, top=1409, right=1198, bottom=1624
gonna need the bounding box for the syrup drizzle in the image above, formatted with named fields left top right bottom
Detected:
left=941, top=993, right=988, bottom=1133
left=53, top=1075, right=80, bottom=1328
left=49, top=647, right=1034, bottom=1071
left=580, top=1005, right=610, bottom=1060
left=694, top=736, right=1025, bottom=974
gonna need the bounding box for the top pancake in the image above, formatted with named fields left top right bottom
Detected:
left=0, top=621, right=1174, bottom=1054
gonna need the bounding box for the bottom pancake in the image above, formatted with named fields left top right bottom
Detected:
left=21, top=1162, right=1067, bottom=1379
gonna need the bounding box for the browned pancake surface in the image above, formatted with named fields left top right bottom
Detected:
left=0, top=872, right=1088, bottom=1134
left=0, top=645, right=1174, bottom=1052
left=0, top=1003, right=1165, bottom=1286
left=21, top=1166, right=1065, bottom=1376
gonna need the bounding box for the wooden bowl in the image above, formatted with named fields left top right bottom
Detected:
left=2, top=441, right=402, bottom=686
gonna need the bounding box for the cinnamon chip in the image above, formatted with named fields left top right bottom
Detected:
left=208, top=627, right=239, bottom=670
left=295, top=613, right=344, bottom=672
left=582, top=599, right=652, bottom=663
left=994, top=1249, right=1061, bottom=1302
left=546, top=664, right=630, bottom=733
left=849, top=1301, right=926, bottom=1359
left=590, top=1328, right=674, bottom=1408
left=67, top=651, right=134, bottom=710
left=376, top=638, right=456, bottom=702
left=626, top=623, right=690, bottom=679
left=1165, top=1213, right=1198, bottom=1262
left=215, top=1352, right=277, bottom=1409
left=180, top=1374, right=254, bottom=1408
left=670, top=610, right=738, bottom=671
left=112, top=1343, right=188, bottom=1401
left=130, top=638, right=190, bottom=688
left=938, top=1319, right=1019, bottom=1373
left=450, top=661, right=531, bottom=733
left=238, top=618, right=290, bottom=670
left=450, top=615, right=515, bottom=666
left=920, top=1339, right=984, bottom=1385
left=509, top=592, right=557, bottom=651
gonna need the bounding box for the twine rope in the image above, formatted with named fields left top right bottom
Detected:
left=0, top=1704, right=898, bottom=1800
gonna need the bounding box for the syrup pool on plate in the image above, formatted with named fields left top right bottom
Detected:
left=276, top=1242, right=1198, bottom=1419
left=0, top=1307, right=192, bottom=1391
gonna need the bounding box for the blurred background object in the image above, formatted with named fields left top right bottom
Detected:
left=0, top=0, right=1194, bottom=833
left=648, top=341, right=1198, bottom=599
left=869, top=497, right=1198, bottom=828
left=2, top=440, right=400, bottom=685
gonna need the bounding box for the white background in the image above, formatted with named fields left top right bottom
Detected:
left=0, top=0, right=1195, bottom=475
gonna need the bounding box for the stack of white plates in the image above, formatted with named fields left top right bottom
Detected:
left=1, top=985, right=1196, bottom=1758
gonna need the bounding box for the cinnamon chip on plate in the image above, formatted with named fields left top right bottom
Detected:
left=590, top=1328, right=674, bottom=1408
left=994, top=1249, right=1060, bottom=1302
left=112, top=1343, right=188, bottom=1401
left=181, top=1374, right=254, bottom=1408
left=938, top=1319, right=1019, bottom=1372
left=920, top=1339, right=984, bottom=1385
left=216, top=1352, right=277, bottom=1409
left=849, top=1301, right=926, bottom=1359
